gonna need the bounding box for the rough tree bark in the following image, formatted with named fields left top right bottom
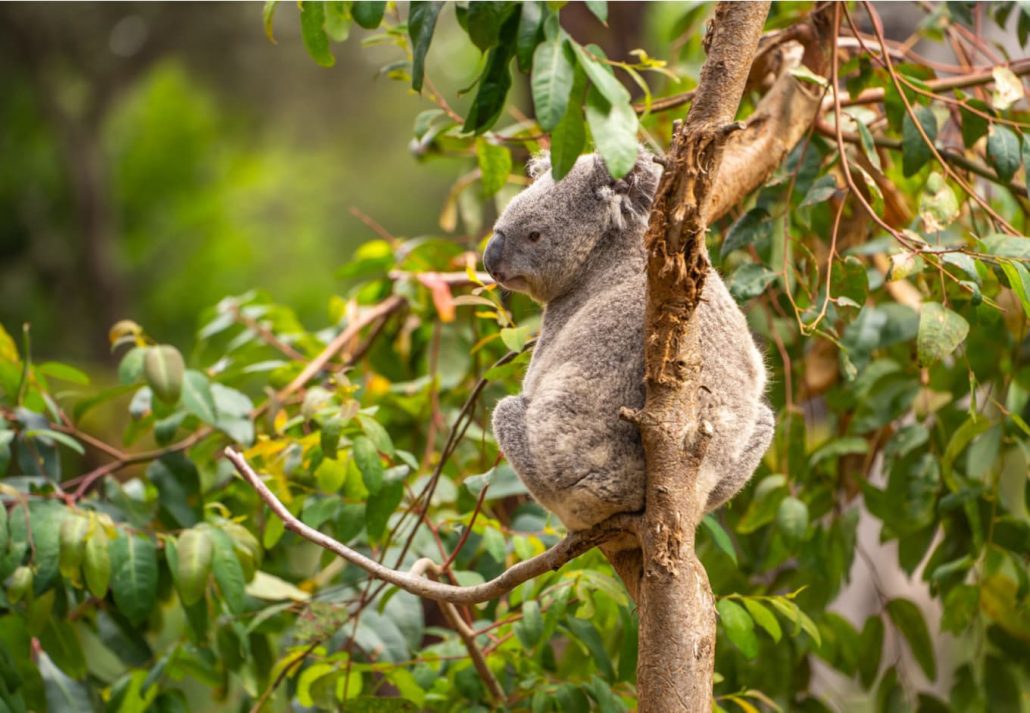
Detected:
left=626, top=4, right=771, bottom=711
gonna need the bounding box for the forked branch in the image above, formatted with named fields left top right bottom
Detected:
left=224, top=447, right=637, bottom=606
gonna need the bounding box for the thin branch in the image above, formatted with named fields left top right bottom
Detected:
left=410, top=559, right=505, bottom=702
left=389, top=270, right=494, bottom=287
left=813, top=120, right=1030, bottom=199
left=231, top=304, right=306, bottom=361
left=225, top=447, right=637, bottom=605
left=832, top=58, right=1030, bottom=108
left=277, top=295, right=407, bottom=401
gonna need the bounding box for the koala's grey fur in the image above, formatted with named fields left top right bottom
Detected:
left=485, top=151, right=775, bottom=531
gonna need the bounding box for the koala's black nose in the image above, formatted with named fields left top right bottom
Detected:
left=484, top=233, right=505, bottom=280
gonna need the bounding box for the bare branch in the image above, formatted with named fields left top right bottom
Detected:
left=277, top=295, right=407, bottom=401
left=224, top=447, right=637, bottom=605
left=410, top=559, right=506, bottom=702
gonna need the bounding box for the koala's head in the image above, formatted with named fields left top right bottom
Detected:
left=483, top=150, right=662, bottom=303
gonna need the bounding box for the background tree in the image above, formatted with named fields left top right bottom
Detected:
left=0, top=2, right=1028, bottom=712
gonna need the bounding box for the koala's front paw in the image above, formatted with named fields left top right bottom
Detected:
left=492, top=395, right=527, bottom=452
left=492, top=395, right=542, bottom=487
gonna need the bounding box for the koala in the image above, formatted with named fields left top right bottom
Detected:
left=484, top=150, right=775, bottom=531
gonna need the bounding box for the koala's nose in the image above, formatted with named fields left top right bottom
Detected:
left=483, top=233, right=506, bottom=281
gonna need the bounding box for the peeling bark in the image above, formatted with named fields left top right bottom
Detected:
left=632, top=4, right=771, bottom=711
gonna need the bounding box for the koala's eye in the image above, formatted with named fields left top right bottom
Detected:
left=527, top=231, right=541, bottom=243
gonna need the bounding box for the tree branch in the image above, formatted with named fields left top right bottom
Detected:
left=277, top=295, right=407, bottom=401
left=704, top=4, right=834, bottom=223
left=224, top=447, right=637, bottom=606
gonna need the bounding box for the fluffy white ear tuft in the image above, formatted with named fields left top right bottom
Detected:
left=595, top=185, right=628, bottom=231
left=526, top=151, right=552, bottom=181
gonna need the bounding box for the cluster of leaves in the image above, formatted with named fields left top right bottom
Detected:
left=2, top=1, right=1030, bottom=712
left=267, top=0, right=678, bottom=181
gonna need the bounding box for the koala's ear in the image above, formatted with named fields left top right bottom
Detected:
left=526, top=152, right=551, bottom=181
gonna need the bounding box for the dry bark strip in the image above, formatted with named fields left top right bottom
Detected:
left=629, top=4, right=771, bottom=711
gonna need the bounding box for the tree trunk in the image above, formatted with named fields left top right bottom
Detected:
left=632, top=4, right=770, bottom=711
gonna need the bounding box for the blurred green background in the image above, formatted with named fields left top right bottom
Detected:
left=0, top=3, right=471, bottom=363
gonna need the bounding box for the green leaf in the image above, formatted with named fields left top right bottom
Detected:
left=918, top=172, right=959, bottom=232
left=742, top=599, right=782, bottom=643
left=209, top=529, right=247, bottom=614
left=83, top=525, right=111, bottom=599
left=463, top=12, right=519, bottom=133
left=466, top=1, right=513, bottom=51
left=408, top=1, right=444, bottom=92
left=0, top=429, right=11, bottom=476
left=300, top=0, right=334, bottom=67
left=777, top=496, right=809, bottom=546
left=352, top=435, right=384, bottom=494
left=39, top=619, right=86, bottom=679
left=110, top=532, right=158, bottom=626
left=245, top=570, right=310, bottom=602
left=959, top=98, right=991, bottom=148
left=28, top=500, right=65, bottom=594
left=717, top=599, right=758, bottom=659
left=58, top=515, right=89, bottom=583
left=365, top=480, right=404, bottom=540
left=8, top=566, right=32, bottom=603
left=531, top=29, right=575, bottom=131
left=571, top=43, right=630, bottom=107
left=0, top=503, right=7, bottom=555
left=585, top=85, right=638, bottom=180
left=983, top=656, right=1020, bottom=713
left=323, top=1, right=352, bottom=42
left=515, top=600, right=544, bottom=649
left=118, top=347, right=146, bottom=385
left=917, top=302, right=969, bottom=367
left=320, top=416, right=343, bottom=459
left=886, top=598, right=937, bottom=680
left=357, top=413, right=395, bottom=456
left=830, top=256, right=869, bottom=309
left=720, top=208, right=772, bottom=259
left=180, top=370, right=217, bottom=424
left=352, top=1, right=385, bottom=29
left=515, top=0, right=543, bottom=72
left=585, top=0, right=607, bottom=23
left=565, top=618, right=614, bottom=681
left=858, top=615, right=884, bottom=688
left=986, top=125, right=1021, bottom=183
left=799, top=174, right=840, bottom=208
left=852, top=117, right=882, bottom=171
left=500, top=325, right=532, bottom=352
left=143, top=346, right=185, bottom=403
left=901, top=105, right=938, bottom=177
left=38, top=651, right=93, bottom=713
left=175, top=528, right=213, bottom=606
left=23, top=429, right=84, bottom=456
left=728, top=263, right=777, bottom=301
left=147, top=454, right=202, bottom=529
left=550, top=65, right=587, bottom=180
left=701, top=515, right=737, bottom=565
left=476, top=137, right=512, bottom=197
left=37, top=362, right=90, bottom=386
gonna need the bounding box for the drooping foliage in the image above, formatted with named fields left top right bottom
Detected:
left=1, top=2, right=1029, bottom=712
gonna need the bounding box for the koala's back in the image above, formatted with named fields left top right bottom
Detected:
left=520, top=248, right=767, bottom=529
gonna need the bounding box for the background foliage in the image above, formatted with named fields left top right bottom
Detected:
left=1, top=2, right=1029, bottom=712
